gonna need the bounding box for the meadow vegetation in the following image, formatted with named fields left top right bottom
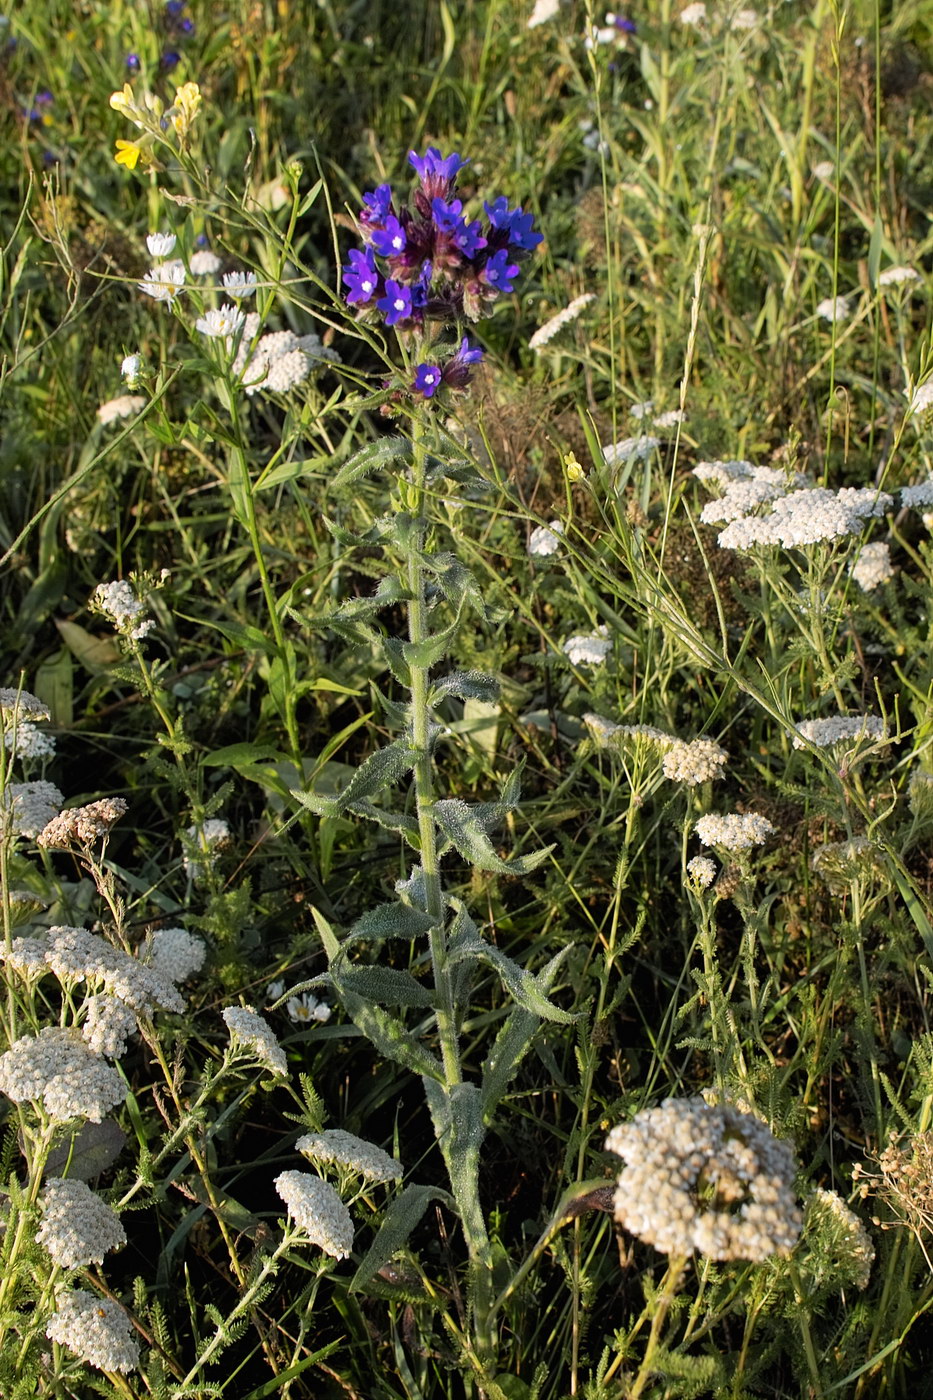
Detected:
left=2, top=0, right=933, bottom=1395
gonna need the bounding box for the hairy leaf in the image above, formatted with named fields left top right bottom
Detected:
left=345, top=901, right=438, bottom=947
left=331, top=435, right=412, bottom=490
left=350, top=1184, right=453, bottom=1293
left=434, top=799, right=553, bottom=875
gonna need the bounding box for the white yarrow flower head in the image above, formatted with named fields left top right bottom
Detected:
left=605, top=1098, right=802, bottom=1261
left=528, top=520, right=564, bottom=556
left=143, top=927, right=206, bottom=983
left=37, top=1178, right=126, bottom=1268
left=652, top=408, right=686, bottom=430
left=138, top=260, right=186, bottom=304
left=686, top=855, right=717, bottom=889
left=46, top=1290, right=140, bottom=1373
left=528, top=0, right=561, bottom=23
left=850, top=540, right=895, bottom=592
left=1, top=924, right=183, bottom=1015
left=602, top=435, right=660, bottom=466
left=274, top=1170, right=354, bottom=1258
left=97, top=395, right=145, bottom=426
left=3, top=720, right=56, bottom=760
left=878, top=265, right=920, bottom=288
left=792, top=714, right=887, bottom=750
left=729, top=7, right=758, bottom=29
left=816, top=295, right=851, bottom=323
left=286, top=992, right=331, bottom=1024
left=629, top=399, right=655, bottom=420
left=38, top=798, right=130, bottom=849
left=146, top=231, right=176, bottom=258
left=694, top=811, right=775, bottom=851
left=0, top=688, right=50, bottom=723
left=901, top=480, right=933, bottom=508
left=297, top=1128, right=403, bottom=1183
left=222, top=1005, right=287, bottom=1075
left=195, top=303, right=247, bottom=339
left=82, top=994, right=137, bottom=1058
left=94, top=579, right=154, bottom=640
left=679, top=2, right=707, bottom=24
left=2, top=781, right=63, bottom=838
left=222, top=270, right=258, bottom=299
left=812, top=160, right=835, bottom=182
left=661, top=737, right=728, bottom=785
left=529, top=293, right=595, bottom=350
left=0, top=1027, right=127, bottom=1121
left=183, top=818, right=232, bottom=879
left=189, top=248, right=222, bottom=275
left=803, top=1188, right=874, bottom=1292
left=562, top=626, right=611, bottom=666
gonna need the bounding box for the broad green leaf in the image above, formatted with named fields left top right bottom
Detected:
left=55, top=619, right=120, bottom=675
left=293, top=737, right=415, bottom=819
left=331, top=435, right=412, bottom=491
left=432, top=670, right=500, bottom=703
left=34, top=647, right=73, bottom=726
left=338, top=991, right=443, bottom=1081
left=254, top=455, right=329, bottom=492
left=434, top=799, right=553, bottom=875
left=336, top=964, right=434, bottom=1008
left=345, top=901, right=437, bottom=946
left=202, top=742, right=289, bottom=769
left=350, top=1185, right=452, bottom=1293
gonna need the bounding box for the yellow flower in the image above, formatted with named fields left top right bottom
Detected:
left=109, top=84, right=134, bottom=116
left=564, top=452, right=586, bottom=481
left=114, top=140, right=141, bottom=169
left=169, top=81, right=202, bottom=138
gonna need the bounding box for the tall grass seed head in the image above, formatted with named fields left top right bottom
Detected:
left=46, top=1290, right=140, bottom=1372
left=37, top=1178, right=126, bottom=1268
left=605, top=1097, right=802, bottom=1261
left=274, top=1170, right=354, bottom=1258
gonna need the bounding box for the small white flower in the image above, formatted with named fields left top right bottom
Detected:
left=190, top=248, right=222, bottom=275
left=792, top=714, right=887, bottom=750
left=222, top=270, right=259, bottom=299
left=629, top=399, right=655, bottom=420
left=602, top=435, right=660, bottom=466
left=528, top=520, right=564, bottom=556
left=878, top=265, right=920, bottom=288
left=120, top=353, right=142, bottom=383
left=94, top=579, right=153, bottom=640
left=901, top=479, right=933, bottom=508
left=286, top=992, right=332, bottom=1024
left=729, top=8, right=758, bottom=29
left=146, top=232, right=176, bottom=258
left=195, top=303, right=247, bottom=339
left=652, top=408, right=686, bottom=429
left=3, top=721, right=56, bottom=760
left=138, top=261, right=186, bottom=304
left=816, top=295, right=851, bottom=323
left=562, top=626, right=611, bottom=666
left=97, top=395, right=145, bottom=426
left=679, top=2, right=707, bottom=24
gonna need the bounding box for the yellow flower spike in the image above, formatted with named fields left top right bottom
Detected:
left=114, top=140, right=142, bottom=169
left=169, top=81, right=202, bottom=139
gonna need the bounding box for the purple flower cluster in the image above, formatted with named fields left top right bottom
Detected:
left=126, top=0, right=194, bottom=75
left=343, top=147, right=542, bottom=330
left=411, top=338, right=484, bottom=400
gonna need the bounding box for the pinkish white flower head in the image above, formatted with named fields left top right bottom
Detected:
left=679, top=2, right=707, bottom=23
left=222, top=270, right=259, bottom=299
left=0, top=1027, right=127, bottom=1121
left=94, top=579, right=154, bottom=640
left=222, top=1005, right=287, bottom=1075
left=850, top=540, right=895, bottom=592
left=562, top=626, right=611, bottom=666
left=792, top=714, right=887, bottom=750
left=901, top=479, right=933, bottom=508
left=661, top=737, right=728, bottom=785
left=816, top=295, right=851, bottom=323
left=39, top=798, right=129, bottom=849
left=2, top=780, right=63, bottom=838
left=286, top=992, right=331, bottom=1024
left=605, top=1098, right=802, bottom=1261
left=138, top=260, right=186, bottom=304
left=189, top=248, right=222, bottom=275
left=37, top=1178, right=126, bottom=1268
left=529, top=293, right=595, bottom=350
left=908, top=381, right=933, bottom=417
left=46, top=1290, right=139, bottom=1372
left=195, top=303, right=247, bottom=339
left=143, top=926, right=206, bottom=983
left=686, top=854, right=717, bottom=889
left=878, top=265, right=920, bottom=288
left=3, top=721, right=56, bottom=760
left=297, top=1128, right=402, bottom=1183
left=97, top=394, right=145, bottom=426
left=146, top=231, right=176, bottom=258
left=694, top=811, right=774, bottom=851
left=528, top=520, right=564, bottom=556
left=602, top=435, right=660, bottom=466
left=274, top=1170, right=354, bottom=1258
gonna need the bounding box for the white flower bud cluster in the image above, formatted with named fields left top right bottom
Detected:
left=142, top=926, right=206, bottom=983
left=810, top=836, right=886, bottom=893
left=232, top=313, right=339, bottom=396
left=37, top=1178, right=126, bottom=1268
left=529, top=293, right=595, bottom=350
left=38, top=797, right=128, bottom=848
left=685, top=855, right=717, bottom=888
left=602, top=435, right=660, bottom=466
left=527, top=521, right=564, bottom=556
left=694, top=812, right=774, bottom=851
left=878, top=265, right=920, bottom=287
left=1, top=925, right=184, bottom=1015
left=661, top=737, right=728, bottom=785
left=274, top=1170, right=354, bottom=1258
left=850, top=540, right=894, bottom=592
left=183, top=818, right=232, bottom=880
left=803, top=1189, right=874, bottom=1292
left=900, top=479, right=933, bottom=508
left=2, top=780, right=63, bottom=838
left=4, top=721, right=56, bottom=759
left=0, top=1028, right=127, bottom=1121
left=605, top=1097, right=802, bottom=1261
left=0, top=688, right=50, bottom=722
left=909, top=382, right=933, bottom=417
left=792, top=714, right=887, bottom=750
left=562, top=627, right=611, bottom=665
left=297, top=1129, right=403, bottom=1183
left=82, top=994, right=138, bottom=1057
left=222, top=1006, right=287, bottom=1075
left=908, top=769, right=933, bottom=819
left=46, top=1290, right=140, bottom=1372
left=94, top=580, right=154, bottom=640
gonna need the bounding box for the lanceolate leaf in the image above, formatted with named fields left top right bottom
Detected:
left=453, top=933, right=577, bottom=1024
left=434, top=799, right=553, bottom=875
left=336, top=964, right=435, bottom=1008
left=345, top=901, right=438, bottom=947
left=422, top=1080, right=490, bottom=1268
left=338, top=988, right=443, bottom=1081
left=431, top=670, right=500, bottom=703
left=291, top=738, right=415, bottom=819
left=331, top=435, right=412, bottom=491
left=480, top=950, right=574, bottom=1118
left=350, top=1185, right=453, bottom=1294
